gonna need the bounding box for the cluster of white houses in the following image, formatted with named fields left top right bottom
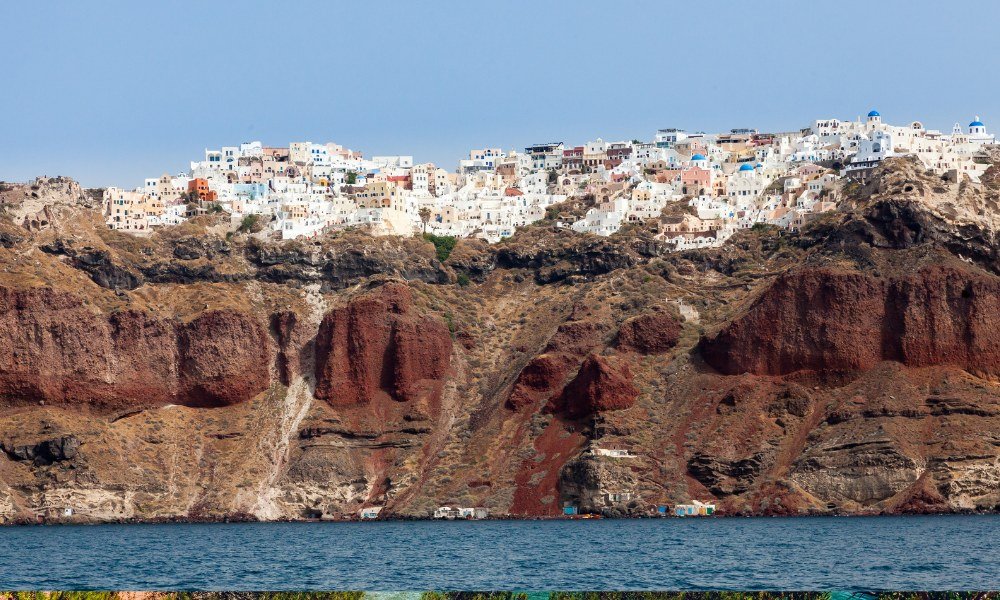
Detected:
left=103, top=111, right=995, bottom=250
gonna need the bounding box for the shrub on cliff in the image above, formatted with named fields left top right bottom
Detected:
left=423, top=233, right=457, bottom=262
left=238, top=214, right=263, bottom=234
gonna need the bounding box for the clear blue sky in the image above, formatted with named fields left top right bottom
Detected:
left=2, top=0, right=998, bottom=187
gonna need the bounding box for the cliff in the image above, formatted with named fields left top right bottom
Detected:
left=699, top=265, right=1000, bottom=378
left=0, top=158, right=998, bottom=523
left=0, top=286, right=272, bottom=410
left=314, top=282, right=452, bottom=408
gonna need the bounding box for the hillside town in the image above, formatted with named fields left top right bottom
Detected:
left=103, top=110, right=996, bottom=249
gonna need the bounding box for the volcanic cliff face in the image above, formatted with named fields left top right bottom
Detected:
left=506, top=311, right=612, bottom=412
left=314, top=282, right=452, bottom=409
left=616, top=311, right=682, bottom=354
left=700, top=265, right=1000, bottom=378
left=1, top=158, right=999, bottom=524
left=0, top=286, right=272, bottom=410
left=547, top=354, right=639, bottom=418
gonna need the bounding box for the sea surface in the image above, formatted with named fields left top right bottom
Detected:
left=0, top=515, right=997, bottom=590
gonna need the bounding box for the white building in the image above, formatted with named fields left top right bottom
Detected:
left=359, top=507, right=382, bottom=519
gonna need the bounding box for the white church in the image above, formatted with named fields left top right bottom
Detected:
left=836, top=110, right=995, bottom=181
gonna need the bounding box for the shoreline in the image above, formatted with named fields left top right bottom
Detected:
left=4, top=507, right=997, bottom=527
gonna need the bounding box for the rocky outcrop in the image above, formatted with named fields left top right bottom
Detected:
left=548, top=354, right=639, bottom=418
left=0, top=177, right=92, bottom=232
left=39, top=231, right=448, bottom=291
left=172, top=236, right=232, bottom=261
left=493, top=227, right=668, bottom=284
left=247, top=237, right=449, bottom=290
left=507, top=354, right=568, bottom=411
left=790, top=436, right=925, bottom=506
left=271, top=311, right=309, bottom=385
left=40, top=242, right=146, bottom=290
left=443, top=238, right=496, bottom=282
left=688, top=452, right=768, bottom=497
left=506, top=314, right=611, bottom=412
left=617, top=311, right=681, bottom=354
left=178, top=310, right=274, bottom=407
left=313, top=283, right=452, bottom=407
left=0, top=287, right=272, bottom=409
left=700, top=265, right=1000, bottom=377
left=41, top=240, right=243, bottom=290
left=1, top=435, right=80, bottom=466
left=559, top=454, right=643, bottom=516
left=809, top=197, right=1000, bottom=275
left=800, top=157, right=1000, bottom=274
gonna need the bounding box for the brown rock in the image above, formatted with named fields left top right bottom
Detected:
left=544, top=318, right=611, bottom=355
left=506, top=354, right=572, bottom=411
left=700, top=265, right=1000, bottom=377
left=178, top=310, right=272, bottom=408
left=270, top=311, right=312, bottom=385
left=506, top=315, right=612, bottom=412
left=313, top=282, right=452, bottom=407
left=617, top=311, right=681, bottom=354
left=549, top=354, right=639, bottom=418
left=0, top=286, right=272, bottom=410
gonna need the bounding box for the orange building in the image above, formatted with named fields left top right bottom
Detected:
left=187, top=178, right=218, bottom=202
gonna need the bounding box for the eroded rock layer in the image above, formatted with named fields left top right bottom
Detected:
left=314, top=282, right=452, bottom=409
left=0, top=287, right=272, bottom=409
left=548, top=354, right=639, bottom=418
left=700, top=265, right=1000, bottom=377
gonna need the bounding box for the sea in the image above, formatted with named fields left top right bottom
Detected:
left=0, top=515, right=997, bottom=590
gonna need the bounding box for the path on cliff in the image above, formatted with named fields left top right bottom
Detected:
left=252, top=283, right=326, bottom=519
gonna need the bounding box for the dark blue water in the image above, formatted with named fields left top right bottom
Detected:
left=1, top=515, right=997, bottom=590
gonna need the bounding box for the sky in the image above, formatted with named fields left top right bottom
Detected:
left=2, top=0, right=999, bottom=188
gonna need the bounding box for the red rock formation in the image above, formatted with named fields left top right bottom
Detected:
left=178, top=310, right=272, bottom=408
left=617, top=311, right=681, bottom=354
left=313, top=282, right=452, bottom=407
left=545, top=314, right=612, bottom=355
left=506, top=316, right=611, bottom=411
left=0, top=286, right=272, bottom=409
left=270, top=311, right=314, bottom=385
left=548, top=354, right=639, bottom=418
left=700, top=265, right=1000, bottom=377
left=507, top=354, right=571, bottom=411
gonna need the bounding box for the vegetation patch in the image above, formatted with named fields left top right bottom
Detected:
left=238, top=214, right=263, bottom=234
left=423, top=233, right=458, bottom=262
